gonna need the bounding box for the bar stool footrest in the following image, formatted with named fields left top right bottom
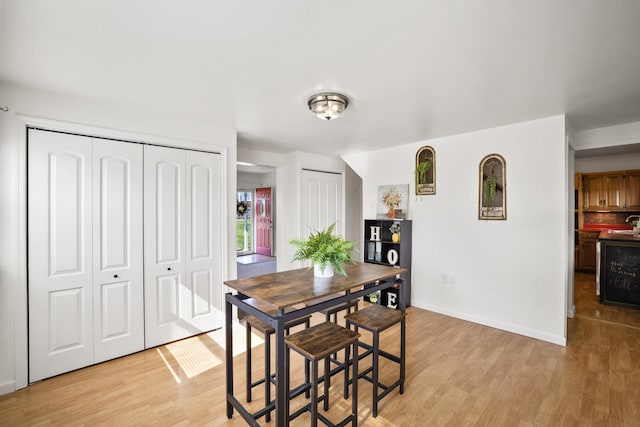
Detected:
left=288, top=394, right=328, bottom=421
left=356, top=341, right=400, bottom=364
left=317, top=411, right=356, bottom=427
left=250, top=377, right=266, bottom=388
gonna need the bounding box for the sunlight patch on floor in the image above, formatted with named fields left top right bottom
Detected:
left=207, top=324, right=264, bottom=357
left=156, top=324, right=265, bottom=383
left=165, top=338, right=222, bottom=379
left=157, top=348, right=182, bottom=384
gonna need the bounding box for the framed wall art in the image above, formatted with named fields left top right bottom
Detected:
left=479, top=153, right=506, bottom=220
left=377, top=184, right=409, bottom=219
left=415, top=145, right=435, bottom=195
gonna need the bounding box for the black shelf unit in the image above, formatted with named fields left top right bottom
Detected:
left=363, top=219, right=412, bottom=308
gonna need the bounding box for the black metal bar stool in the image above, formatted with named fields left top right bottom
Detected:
left=245, top=299, right=311, bottom=422
left=344, top=303, right=406, bottom=418
left=306, top=295, right=359, bottom=398
left=285, top=321, right=360, bottom=426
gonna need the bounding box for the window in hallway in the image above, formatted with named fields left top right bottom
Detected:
left=237, top=191, right=252, bottom=253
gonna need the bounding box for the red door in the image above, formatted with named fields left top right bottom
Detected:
left=255, top=187, right=272, bottom=256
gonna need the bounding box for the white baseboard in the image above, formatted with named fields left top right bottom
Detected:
left=0, top=380, right=16, bottom=396
left=412, top=300, right=567, bottom=347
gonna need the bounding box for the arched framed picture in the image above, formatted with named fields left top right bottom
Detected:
left=415, top=145, right=435, bottom=195
left=479, top=153, right=506, bottom=220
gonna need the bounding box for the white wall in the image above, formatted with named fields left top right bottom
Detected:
left=574, top=120, right=640, bottom=150
left=566, top=118, right=576, bottom=320
left=275, top=153, right=301, bottom=271
left=344, top=115, right=568, bottom=345
left=344, top=164, right=363, bottom=262
left=237, top=171, right=275, bottom=190
left=0, top=83, right=237, bottom=394
left=574, top=120, right=640, bottom=172
left=0, top=111, right=20, bottom=395
left=576, top=153, right=640, bottom=173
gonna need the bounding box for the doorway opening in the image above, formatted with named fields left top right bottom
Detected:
left=236, top=165, right=277, bottom=278
left=236, top=188, right=276, bottom=277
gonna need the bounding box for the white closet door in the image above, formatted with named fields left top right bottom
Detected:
left=144, top=145, right=188, bottom=348
left=301, top=169, right=343, bottom=240
left=93, top=140, right=144, bottom=363
left=28, top=129, right=94, bottom=382
left=185, top=151, right=223, bottom=331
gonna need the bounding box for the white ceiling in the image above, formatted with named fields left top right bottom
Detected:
left=2, top=0, right=640, bottom=157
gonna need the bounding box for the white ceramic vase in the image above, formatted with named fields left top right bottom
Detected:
left=314, top=263, right=334, bottom=278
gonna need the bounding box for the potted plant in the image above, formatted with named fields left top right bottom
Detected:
left=389, top=222, right=401, bottom=243
left=415, top=160, right=431, bottom=189
left=290, top=222, right=356, bottom=277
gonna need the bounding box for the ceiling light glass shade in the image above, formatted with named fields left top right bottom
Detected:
left=307, top=93, right=349, bottom=121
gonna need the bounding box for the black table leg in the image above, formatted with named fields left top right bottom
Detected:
left=275, top=314, right=286, bottom=426
left=225, top=293, right=234, bottom=419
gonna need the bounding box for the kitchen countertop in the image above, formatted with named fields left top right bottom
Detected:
left=598, top=230, right=640, bottom=242
left=583, top=223, right=632, bottom=231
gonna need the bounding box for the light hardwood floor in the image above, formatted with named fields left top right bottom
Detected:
left=2, top=274, right=640, bottom=426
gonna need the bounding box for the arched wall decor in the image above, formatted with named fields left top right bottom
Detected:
left=415, top=145, right=435, bottom=195
left=479, top=153, right=506, bottom=220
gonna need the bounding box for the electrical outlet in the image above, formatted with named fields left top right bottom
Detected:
left=449, top=275, right=456, bottom=284
left=441, top=274, right=448, bottom=284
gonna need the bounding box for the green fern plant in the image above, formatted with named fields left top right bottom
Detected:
left=290, top=222, right=356, bottom=276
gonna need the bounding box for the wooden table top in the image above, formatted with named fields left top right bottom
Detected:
left=225, top=262, right=405, bottom=310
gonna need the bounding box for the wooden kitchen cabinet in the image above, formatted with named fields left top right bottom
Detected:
left=582, top=174, right=604, bottom=211
left=603, top=174, right=624, bottom=209
left=582, top=171, right=640, bottom=211
left=578, top=230, right=600, bottom=272
left=624, top=171, right=640, bottom=210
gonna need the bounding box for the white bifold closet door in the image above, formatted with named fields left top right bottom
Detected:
left=301, top=169, right=343, bottom=239
left=143, top=145, right=222, bottom=348
left=28, top=129, right=144, bottom=382
left=92, top=139, right=144, bottom=363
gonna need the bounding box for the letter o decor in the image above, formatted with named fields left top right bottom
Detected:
left=387, top=249, right=399, bottom=266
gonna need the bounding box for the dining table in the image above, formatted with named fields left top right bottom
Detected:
left=224, top=261, right=406, bottom=427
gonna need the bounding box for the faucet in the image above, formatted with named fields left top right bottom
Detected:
left=625, top=215, right=640, bottom=223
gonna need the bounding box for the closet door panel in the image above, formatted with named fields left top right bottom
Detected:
left=28, top=129, right=94, bottom=382
left=156, top=161, right=181, bottom=263
left=93, top=140, right=144, bottom=363
left=157, top=273, right=181, bottom=324
left=144, top=145, right=188, bottom=348
left=300, top=170, right=343, bottom=267
left=186, top=151, right=223, bottom=330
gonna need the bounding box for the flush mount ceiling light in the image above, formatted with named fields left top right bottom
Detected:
left=307, top=92, right=349, bottom=121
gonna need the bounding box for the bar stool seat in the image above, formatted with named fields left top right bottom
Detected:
left=345, top=304, right=406, bottom=418
left=319, top=299, right=359, bottom=323
left=285, top=321, right=360, bottom=426
left=244, top=299, right=310, bottom=422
